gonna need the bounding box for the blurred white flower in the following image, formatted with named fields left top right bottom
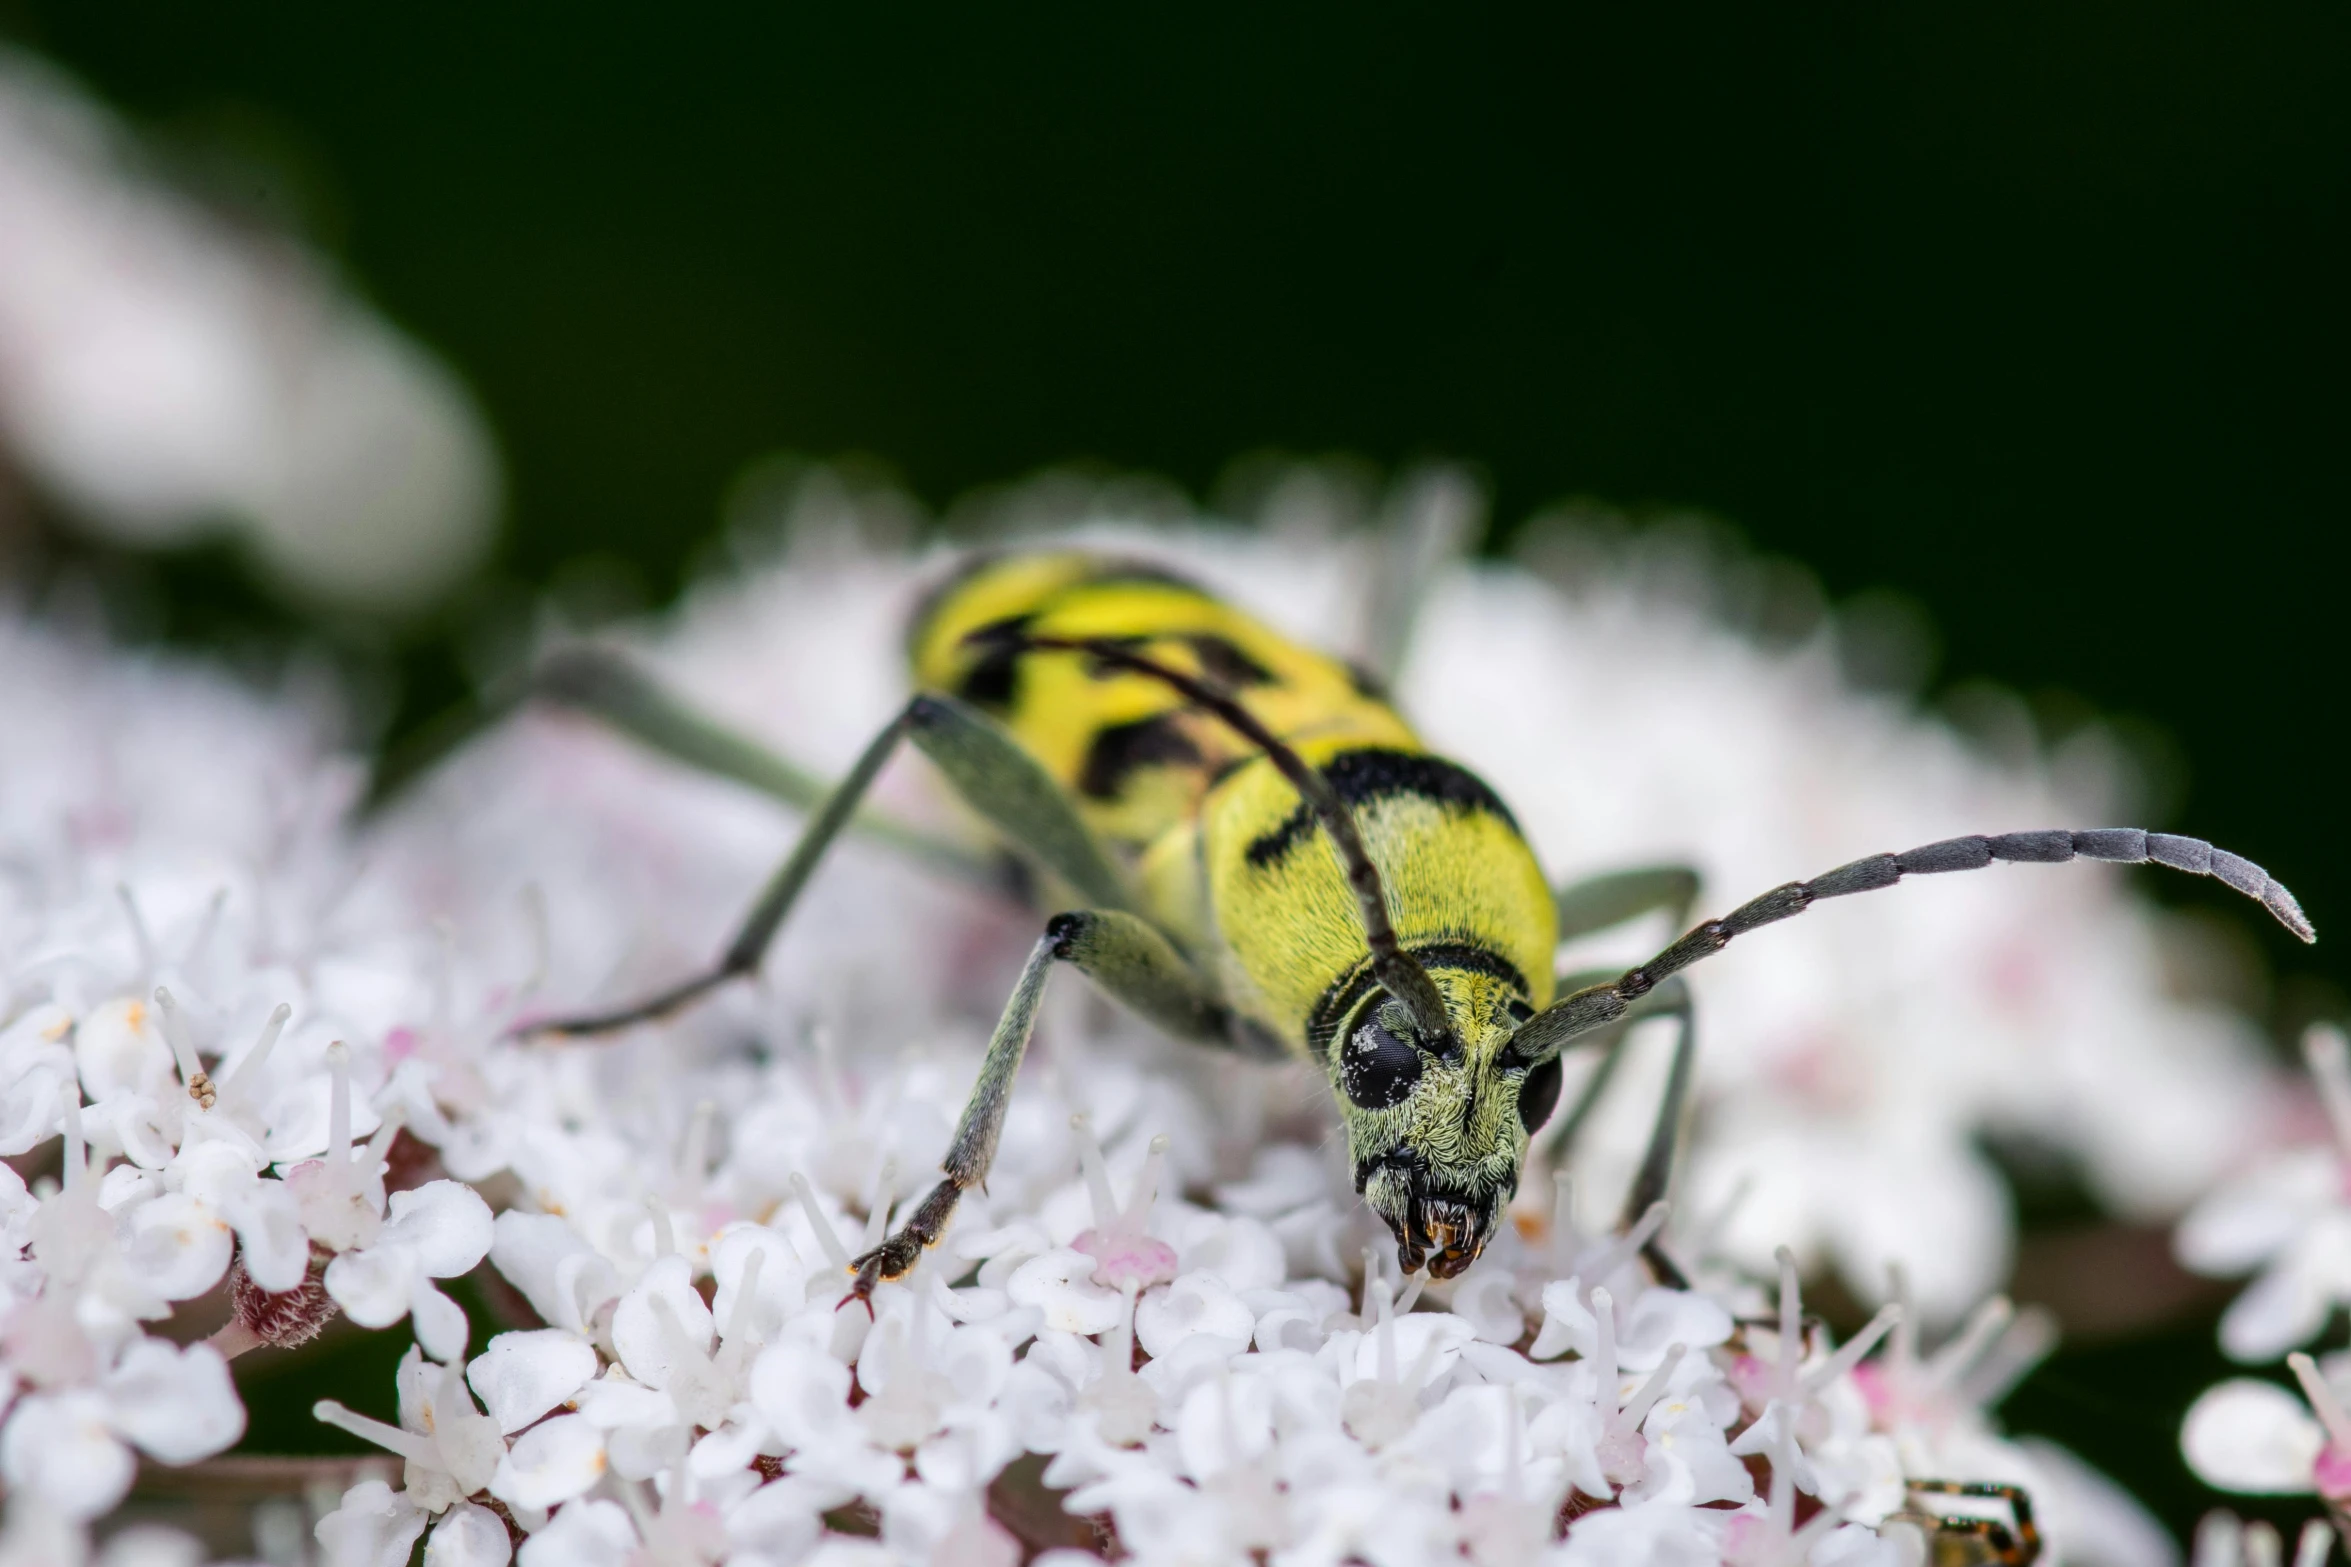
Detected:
left=0, top=1336, right=242, bottom=1519
left=0, top=47, right=499, bottom=612
left=2178, top=1026, right=2351, bottom=1363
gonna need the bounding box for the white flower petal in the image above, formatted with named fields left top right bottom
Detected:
left=1, top=1390, right=137, bottom=1519
left=411, top=1278, right=472, bottom=1364
left=424, top=1500, right=513, bottom=1567
left=1136, top=1273, right=1255, bottom=1360
left=514, top=1497, right=636, bottom=1567
left=469, top=1330, right=600, bottom=1435
left=490, top=1211, right=619, bottom=1335
left=610, top=1253, right=714, bottom=1391
left=120, top=1191, right=235, bottom=1301
left=74, top=997, right=175, bottom=1102
left=2181, top=1378, right=2323, bottom=1493
left=223, top=1175, right=310, bottom=1294
left=2176, top=1151, right=2337, bottom=1276
left=383, top=1180, right=496, bottom=1280
left=103, top=1338, right=246, bottom=1464
left=326, top=1240, right=425, bottom=1329
left=2219, top=1254, right=2339, bottom=1364
left=489, top=1413, right=608, bottom=1510
left=748, top=1338, right=856, bottom=1452
left=94, top=1522, right=210, bottom=1567
left=314, top=1479, right=430, bottom=1567
left=1007, top=1248, right=1123, bottom=1336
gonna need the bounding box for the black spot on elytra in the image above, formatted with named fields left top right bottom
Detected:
left=953, top=615, right=1031, bottom=710
left=1077, top=713, right=1203, bottom=800
left=1242, top=749, right=1519, bottom=867
left=1184, top=634, right=1275, bottom=689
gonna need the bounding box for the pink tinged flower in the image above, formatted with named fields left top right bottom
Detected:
left=1069, top=1119, right=1178, bottom=1292
left=1847, top=1263, right=2052, bottom=1449
left=314, top=1346, right=504, bottom=1513
left=323, top=1178, right=494, bottom=1362
left=468, top=1329, right=599, bottom=1434
left=488, top=1413, right=608, bottom=1510
left=423, top=1500, right=513, bottom=1567
left=314, top=1479, right=428, bottom=1567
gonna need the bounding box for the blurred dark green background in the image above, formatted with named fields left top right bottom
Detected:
left=9, top=0, right=2345, bottom=1541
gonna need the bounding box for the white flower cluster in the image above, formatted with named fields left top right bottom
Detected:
left=0, top=474, right=2298, bottom=1561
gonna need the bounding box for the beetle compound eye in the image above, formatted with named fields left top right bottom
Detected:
left=1340, top=1018, right=1423, bottom=1109
left=1517, top=1056, right=1563, bottom=1132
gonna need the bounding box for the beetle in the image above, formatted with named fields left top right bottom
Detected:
left=525, top=548, right=2313, bottom=1308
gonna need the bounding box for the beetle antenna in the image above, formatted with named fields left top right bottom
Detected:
left=1514, top=828, right=2314, bottom=1063
left=1002, top=631, right=1456, bottom=1047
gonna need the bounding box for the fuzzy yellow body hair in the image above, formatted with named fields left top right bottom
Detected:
left=908, top=551, right=1557, bottom=1056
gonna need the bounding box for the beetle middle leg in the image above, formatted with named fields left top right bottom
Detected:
left=850, top=906, right=1246, bottom=1302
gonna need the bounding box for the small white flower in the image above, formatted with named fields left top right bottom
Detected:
left=322, top=1179, right=494, bottom=1363
left=314, top=1346, right=504, bottom=1513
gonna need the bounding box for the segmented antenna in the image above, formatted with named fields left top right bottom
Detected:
left=1002, top=631, right=1458, bottom=1050
left=1515, top=827, right=2314, bottom=1061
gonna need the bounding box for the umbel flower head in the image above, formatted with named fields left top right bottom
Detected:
left=0, top=462, right=2302, bottom=1560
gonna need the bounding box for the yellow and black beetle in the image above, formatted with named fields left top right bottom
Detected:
left=527, top=548, right=2314, bottom=1305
